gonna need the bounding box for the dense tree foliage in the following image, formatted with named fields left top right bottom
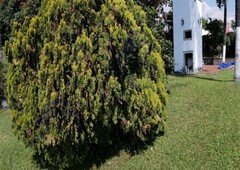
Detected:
left=216, top=0, right=226, bottom=8
left=203, top=19, right=224, bottom=57
left=0, top=0, right=40, bottom=106
left=140, top=0, right=172, bottom=7
left=0, top=61, right=6, bottom=104
left=203, top=18, right=235, bottom=58
left=5, top=0, right=167, bottom=168
left=0, top=0, right=22, bottom=45
left=152, top=25, right=174, bottom=73
left=226, top=32, right=236, bottom=58
left=0, top=0, right=41, bottom=45
left=136, top=0, right=174, bottom=73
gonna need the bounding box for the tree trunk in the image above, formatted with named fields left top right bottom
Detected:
left=222, top=0, right=227, bottom=63
left=235, top=0, right=240, bottom=81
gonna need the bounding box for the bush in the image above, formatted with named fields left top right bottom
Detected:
left=5, top=0, right=167, bottom=168
left=0, top=0, right=41, bottom=45
left=0, top=52, right=7, bottom=105
left=0, top=62, right=6, bottom=104
left=152, top=26, right=174, bottom=74
left=136, top=1, right=174, bottom=74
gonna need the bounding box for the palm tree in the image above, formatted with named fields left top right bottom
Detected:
left=235, top=0, right=240, bottom=81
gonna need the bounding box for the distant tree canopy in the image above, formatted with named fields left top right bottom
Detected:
left=138, top=0, right=172, bottom=7
left=136, top=0, right=174, bottom=73
left=203, top=19, right=224, bottom=57
left=0, top=0, right=41, bottom=45
left=5, top=0, right=168, bottom=168
left=203, top=18, right=235, bottom=59
left=0, top=0, right=22, bottom=45
left=216, top=0, right=226, bottom=8
left=0, top=61, right=6, bottom=104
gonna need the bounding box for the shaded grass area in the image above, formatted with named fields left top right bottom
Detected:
left=0, top=109, right=39, bottom=170
left=0, top=70, right=240, bottom=169
left=98, top=70, right=240, bottom=169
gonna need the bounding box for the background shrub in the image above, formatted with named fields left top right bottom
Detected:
left=5, top=0, right=168, bottom=168
left=136, top=1, right=174, bottom=74
left=0, top=61, right=6, bottom=104
left=0, top=0, right=41, bottom=45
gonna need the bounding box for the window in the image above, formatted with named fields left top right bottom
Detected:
left=184, top=30, right=192, bottom=40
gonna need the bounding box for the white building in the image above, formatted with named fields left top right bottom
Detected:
left=173, top=0, right=203, bottom=74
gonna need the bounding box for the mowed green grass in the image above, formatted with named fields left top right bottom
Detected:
left=0, top=109, right=39, bottom=170
left=98, top=70, right=240, bottom=170
left=1, top=70, right=240, bottom=169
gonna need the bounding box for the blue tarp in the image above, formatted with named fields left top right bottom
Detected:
left=218, top=61, right=235, bottom=69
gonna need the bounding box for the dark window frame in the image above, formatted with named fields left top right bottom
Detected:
left=184, top=30, right=192, bottom=40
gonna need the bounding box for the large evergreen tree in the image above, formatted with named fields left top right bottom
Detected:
left=5, top=0, right=167, bottom=168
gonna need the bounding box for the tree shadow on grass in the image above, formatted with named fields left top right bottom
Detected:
left=170, top=72, right=233, bottom=83
left=190, top=75, right=233, bottom=83
left=32, top=132, right=164, bottom=170
left=68, top=132, right=164, bottom=170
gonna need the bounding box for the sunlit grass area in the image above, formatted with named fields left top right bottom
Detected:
left=98, top=70, right=240, bottom=169
left=1, top=70, right=240, bottom=169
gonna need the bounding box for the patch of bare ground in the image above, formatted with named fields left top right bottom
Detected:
left=201, top=65, right=234, bottom=74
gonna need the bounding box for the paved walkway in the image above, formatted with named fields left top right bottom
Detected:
left=202, top=65, right=221, bottom=74
left=201, top=65, right=235, bottom=74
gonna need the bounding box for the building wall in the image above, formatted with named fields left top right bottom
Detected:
left=173, top=0, right=203, bottom=73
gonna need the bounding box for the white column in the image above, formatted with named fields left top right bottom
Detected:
left=234, top=27, right=240, bottom=81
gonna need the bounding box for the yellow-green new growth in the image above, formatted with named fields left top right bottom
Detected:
left=5, top=0, right=167, bottom=168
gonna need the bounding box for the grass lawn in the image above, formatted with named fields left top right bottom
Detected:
left=0, top=109, right=39, bottom=170
left=98, top=70, right=240, bottom=170
left=1, top=70, right=240, bottom=169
